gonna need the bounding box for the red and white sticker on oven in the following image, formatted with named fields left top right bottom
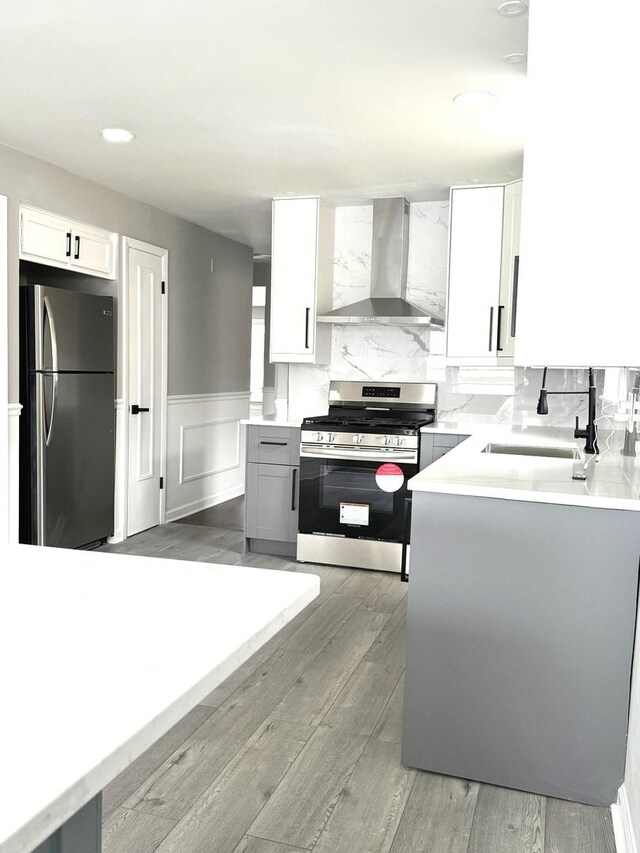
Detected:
left=375, top=463, right=405, bottom=493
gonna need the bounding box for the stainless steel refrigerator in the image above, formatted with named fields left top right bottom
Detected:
left=20, top=285, right=115, bottom=548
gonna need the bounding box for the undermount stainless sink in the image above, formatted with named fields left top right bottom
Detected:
left=482, top=443, right=581, bottom=460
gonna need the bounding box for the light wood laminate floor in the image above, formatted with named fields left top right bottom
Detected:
left=99, top=503, right=616, bottom=853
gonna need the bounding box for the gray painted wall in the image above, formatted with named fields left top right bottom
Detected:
left=0, top=144, right=253, bottom=400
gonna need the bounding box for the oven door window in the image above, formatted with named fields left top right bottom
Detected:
left=298, top=457, right=415, bottom=542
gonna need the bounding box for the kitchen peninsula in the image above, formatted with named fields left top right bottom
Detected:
left=403, top=428, right=640, bottom=806
left=0, top=546, right=319, bottom=853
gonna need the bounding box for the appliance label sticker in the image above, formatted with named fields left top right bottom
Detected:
left=340, top=502, right=370, bottom=526
left=375, top=463, right=405, bottom=493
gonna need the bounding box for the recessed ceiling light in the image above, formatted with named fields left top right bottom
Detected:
left=453, top=91, right=495, bottom=108
left=497, top=1, right=528, bottom=16
left=503, top=52, right=527, bottom=64
left=100, top=127, right=136, bottom=143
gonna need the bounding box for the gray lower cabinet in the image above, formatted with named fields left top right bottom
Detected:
left=419, top=432, right=470, bottom=469
left=32, top=794, right=101, bottom=853
left=402, top=491, right=640, bottom=806
left=245, top=425, right=300, bottom=557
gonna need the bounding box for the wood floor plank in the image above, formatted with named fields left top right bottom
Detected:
left=467, top=784, right=545, bottom=853
left=233, top=838, right=309, bottom=853
left=248, top=724, right=368, bottom=849
left=273, top=604, right=390, bottom=727
left=544, top=797, right=615, bottom=853
left=336, top=569, right=384, bottom=599
left=123, top=648, right=316, bottom=821
left=153, top=719, right=312, bottom=853
left=280, top=592, right=362, bottom=652
left=102, top=704, right=215, bottom=818
left=322, top=661, right=402, bottom=737
left=364, top=598, right=407, bottom=673
left=373, top=674, right=405, bottom=744
left=102, top=807, right=176, bottom=853
left=389, top=772, right=479, bottom=853
left=361, top=574, right=408, bottom=614
left=313, top=738, right=415, bottom=853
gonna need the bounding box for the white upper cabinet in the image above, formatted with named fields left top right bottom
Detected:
left=269, top=197, right=333, bottom=364
left=19, top=206, right=117, bottom=279
left=514, top=3, right=640, bottom=368
left=446, top=182, right=521, bottom=365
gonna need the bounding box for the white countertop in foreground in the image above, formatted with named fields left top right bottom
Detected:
left=0, top=546, right=319, bottom=853
left=410, top=426, right=640, bottom=511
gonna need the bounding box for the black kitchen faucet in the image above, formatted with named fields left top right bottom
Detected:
left=536, top=367, right=599, bottom=454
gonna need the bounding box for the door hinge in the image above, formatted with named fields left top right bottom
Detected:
left=161, top=280, right=166, bottom=294
left=159, top=477, right=164, bottom=490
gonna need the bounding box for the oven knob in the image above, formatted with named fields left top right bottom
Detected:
left=326, top=433, right=336, bottom=442
left=381, top=435, right=391, bottom=446
left=353, top=433, right=364, bottom=444
left=316, top=432, right=325, bottom=442
left=392, top=436, right=404, bottom=447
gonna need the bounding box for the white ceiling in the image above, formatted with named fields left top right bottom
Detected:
left=0, top=0, right=527, bottom=254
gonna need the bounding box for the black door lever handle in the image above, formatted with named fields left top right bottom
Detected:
left=131, top=404, right=150, bottom=415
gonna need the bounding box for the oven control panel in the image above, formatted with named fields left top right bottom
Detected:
left=301, top=429, right=419, bottom=451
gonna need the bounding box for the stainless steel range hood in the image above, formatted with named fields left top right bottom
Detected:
left=318, top=197, right=444, bottom=326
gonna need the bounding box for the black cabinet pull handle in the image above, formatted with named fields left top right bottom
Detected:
left=400, top=496, right=412, bottom=583
left=304, top=307, right=310, bottom=349
left=496, top=305, right=505, bottom=352
left=74, top=234, right=80, bottom=260
left=131, top=404, right=150, bottom=415
left=488, top=306, right=494, bottom=352
left=510, top=255, right=520, bottom=338
left=260, top=440, right=288, bottom=446
left=291, top=468, right=298, bottom=511
left=65, top=232, right=72, bottom=257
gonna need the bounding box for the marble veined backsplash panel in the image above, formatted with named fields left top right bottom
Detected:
left=288, top=201, right=449, bottom=420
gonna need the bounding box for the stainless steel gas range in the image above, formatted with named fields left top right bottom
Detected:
left=297, top=381, right=437, bottom=576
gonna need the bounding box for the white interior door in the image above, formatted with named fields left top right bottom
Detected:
left=126, top=242, right=167, bottom=536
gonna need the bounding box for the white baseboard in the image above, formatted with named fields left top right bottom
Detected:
left=613, top=785, right=638, bottom=853
left=165, top=483, right=244, bottom=523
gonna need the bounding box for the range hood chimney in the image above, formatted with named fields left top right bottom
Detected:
left=318, top=197, right=443, bottom=326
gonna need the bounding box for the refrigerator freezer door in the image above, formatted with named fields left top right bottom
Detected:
left=36, top=372, right=115, bottom=547
left=33, top=285, right=114, bottom=373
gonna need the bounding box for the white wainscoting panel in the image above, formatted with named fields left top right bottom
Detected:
left=8, top=404, right=22, bottom=543
left=166, top=392, right=249, bottom=522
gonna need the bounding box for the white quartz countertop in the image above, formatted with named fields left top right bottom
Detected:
left=410, top=426, right=640, bottom=510
left=241, top=416, right=302, bottom=428
left=0, top=546, right=319, bottom=853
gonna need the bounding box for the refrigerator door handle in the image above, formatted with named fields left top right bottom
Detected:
left=43, top=295, right=59, bottom=373
left=44, top=373, right=59, bottom=447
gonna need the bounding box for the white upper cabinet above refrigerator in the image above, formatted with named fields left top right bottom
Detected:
left=19, top=205, right=117, bottom=279
left=269, top=197, right=333, bottom=364
left=445, top=181, right=522, bottom=366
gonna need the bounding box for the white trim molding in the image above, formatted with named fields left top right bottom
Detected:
left=109, top=399, right=127, bottom=544
left=165, top=391, right=249, bottom=523
left=8, top=403, right=22, bottom=543
left=613, top=785, right=638, bottom=853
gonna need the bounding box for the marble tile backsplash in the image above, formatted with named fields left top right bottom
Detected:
left=287, top=202, right=635, bottom=427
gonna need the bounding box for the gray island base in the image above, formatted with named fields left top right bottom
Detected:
left=402, top=492, right=640, bottom=807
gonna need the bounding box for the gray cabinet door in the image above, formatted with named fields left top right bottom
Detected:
left=246, top=463, right=297, bottom=543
